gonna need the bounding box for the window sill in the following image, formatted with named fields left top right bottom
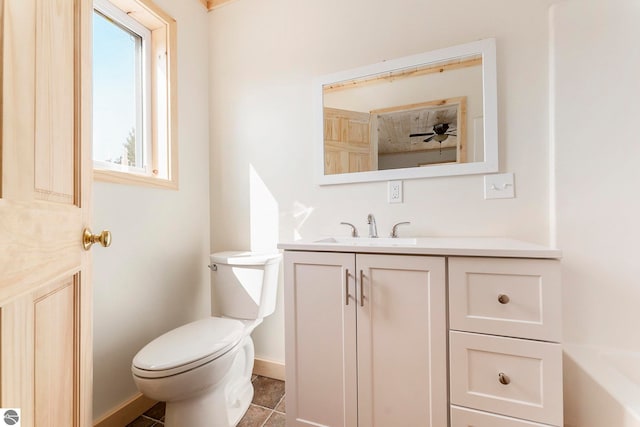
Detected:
left=93, top=168, right=178, bottom=190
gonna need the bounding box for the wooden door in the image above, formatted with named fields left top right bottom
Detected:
left=323, top=107, right=373, bottom=175
left=0, top=0, right=93, bottom=426
left=284, top=251, right=357, bottom=427
left=356, top=254, right=448, bottom=427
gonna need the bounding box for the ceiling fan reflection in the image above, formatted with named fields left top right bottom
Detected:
left=409, top=123, right=457, bottom=143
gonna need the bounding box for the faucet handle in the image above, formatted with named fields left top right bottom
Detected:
left=390, top=221, right=411, bottom=238
left=340, top=222, right=359, bottom=238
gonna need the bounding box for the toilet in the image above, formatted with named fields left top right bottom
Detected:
left=131, top=251, right=282, bottom=427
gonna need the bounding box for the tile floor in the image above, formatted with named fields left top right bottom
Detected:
left=126, top=375, right=285, bottom=427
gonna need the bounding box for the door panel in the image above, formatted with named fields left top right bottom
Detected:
left=34, top=0, right=76, bottom=201
left=34, top=278, right=77, bottom=426
left=2, top=277, right=80, bottom=426
left=284, top=251, right=357, bottom=427
left=1, top=0, right=92, bottom=425
left=323, top=107, right=372, bottom=174
left=356, top=254, right=447, bottom=427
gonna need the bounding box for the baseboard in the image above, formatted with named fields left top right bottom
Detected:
left=93, top=393, right=157, bottom=427
left=253, top=357, right=286, bottom=381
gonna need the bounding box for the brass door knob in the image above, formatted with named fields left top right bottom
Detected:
left=82, top=228, right=112, bottom=251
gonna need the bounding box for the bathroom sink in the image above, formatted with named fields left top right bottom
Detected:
left=315, top=237, right=418, bottom=246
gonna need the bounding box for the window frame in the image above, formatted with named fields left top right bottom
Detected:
left=92, top=0, right=178, bottom=190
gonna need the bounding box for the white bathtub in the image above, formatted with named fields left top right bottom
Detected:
left=564, top=344, right=640, bottom=427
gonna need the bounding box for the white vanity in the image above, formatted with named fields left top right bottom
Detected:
left=278, top=237, right=563, bottom=427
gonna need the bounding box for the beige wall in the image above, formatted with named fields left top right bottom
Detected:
left=208, top=0, right=556, bottom=363
left=92, top=0, right=211, bottom=420
left=553, top=2, right=640, bottom=423
left=90, top=0, right=640, bottom=420
left=554, top=0, right=640, bottom=352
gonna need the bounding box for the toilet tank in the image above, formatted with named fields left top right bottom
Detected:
left=210, top=251, right=282, bottom=320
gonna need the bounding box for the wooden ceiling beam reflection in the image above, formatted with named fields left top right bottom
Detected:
left=323, top=55, right=482, bottom=93
left=199, top=0, right=237, bottom=10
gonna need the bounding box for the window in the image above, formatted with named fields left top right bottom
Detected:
left=92, top=0, right=177, bottom=189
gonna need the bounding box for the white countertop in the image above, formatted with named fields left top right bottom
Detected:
left=278, top=237, right=561, bottom=259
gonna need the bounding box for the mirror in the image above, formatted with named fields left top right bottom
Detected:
left=315, top=38, right=498, bottom=185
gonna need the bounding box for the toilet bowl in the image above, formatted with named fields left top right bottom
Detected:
left=131, top=251, right=282, bottom=427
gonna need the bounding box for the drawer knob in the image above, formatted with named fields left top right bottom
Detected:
left=497, top=294, right=510, bottom=304
left=498, top=372, right=511, bottom=385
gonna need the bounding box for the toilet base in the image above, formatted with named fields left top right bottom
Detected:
left=163, top=336, right=256, bottom=427
left=164, top=382, right=253, bottom=427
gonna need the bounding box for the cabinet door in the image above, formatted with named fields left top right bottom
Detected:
left=356, top=254, right=447, bottom=427
left=284, top=251, right=357, bottom=427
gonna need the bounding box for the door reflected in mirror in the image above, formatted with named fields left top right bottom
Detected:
left=316, top=39, right=498, bottom=185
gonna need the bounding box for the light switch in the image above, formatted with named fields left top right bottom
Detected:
left=484, top=173, right=515, bottom=199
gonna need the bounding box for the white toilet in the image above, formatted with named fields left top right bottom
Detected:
left=131, top=251, right=282, bottom=427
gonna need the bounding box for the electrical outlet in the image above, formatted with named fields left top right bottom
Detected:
left=388, top=180, right=403, bottom=203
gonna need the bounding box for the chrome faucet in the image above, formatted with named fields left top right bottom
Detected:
left=367, top=214, right=378, bottom=238
left=390, top=221, right=411, bottom=238
left=340, top=222, right=359, bottom=237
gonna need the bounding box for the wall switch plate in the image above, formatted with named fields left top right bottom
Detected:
left=484, top=173, right=515, bottom=199
left=388, top=180, right=403, bottom=203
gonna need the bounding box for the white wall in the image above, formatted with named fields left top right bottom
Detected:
left=553, top=0, right=640, bottom=352
left=87, top=0, right=640, bottom=420
left=208, top=0, right=556, bottom=363
left=92, top=0, right=211, bottom=420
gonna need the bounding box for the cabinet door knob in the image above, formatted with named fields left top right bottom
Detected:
left=498, top=372, right=511, bottom=385
left=498, top=294, right=510, bottom=304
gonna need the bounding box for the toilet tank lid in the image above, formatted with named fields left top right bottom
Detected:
left=210, top=251, right=282, bottom=266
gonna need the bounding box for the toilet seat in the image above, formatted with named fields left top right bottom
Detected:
left=132, top=317, right=245, bottom=379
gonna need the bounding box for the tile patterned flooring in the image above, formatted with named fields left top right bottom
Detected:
left=126, top=375, right=285, bottom=427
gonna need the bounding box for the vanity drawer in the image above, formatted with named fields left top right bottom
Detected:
left=451, top=405, right=554, bottom=427
left=449, top=257, right=561, bottom=342
left=450, top=331, right=563, bottom=426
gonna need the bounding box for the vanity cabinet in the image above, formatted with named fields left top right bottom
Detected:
left=280, top=237, right=563, bottom=427
left=283, top=251, right=447, bottom=427
left=448, top=257, right=563, bottom=426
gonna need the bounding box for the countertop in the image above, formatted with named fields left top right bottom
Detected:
left=277, top=236, right=561, bottom=259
